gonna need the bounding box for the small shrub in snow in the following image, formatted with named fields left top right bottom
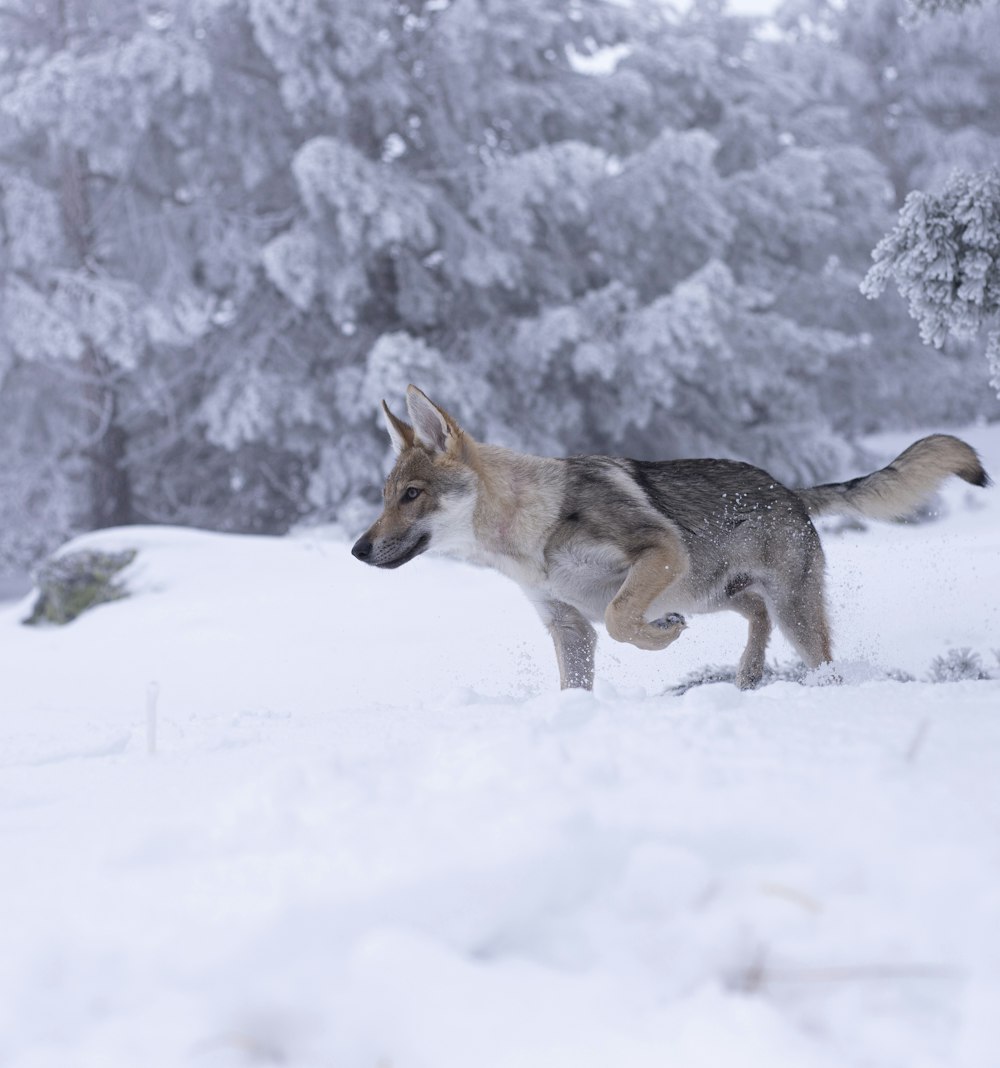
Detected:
left=670, top=659, right=919, bottom=694
left=927, top=648, right=994, bottom=683
left=669, top=660, right=808, bottom=695
left=24, top=548, right=137, bottom=626
left=884, top=667, right=918, bottom=684
left=668, top=663, right=737, bottom=694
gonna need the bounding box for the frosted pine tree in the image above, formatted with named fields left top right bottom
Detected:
left=777, top=0, right=1000, bottom=425
left=864, top=166, right=1000, bottom=393
left=850, top=0, right=1000, bottom=396
left=492, top=0, right=887, bottom=477
left=0, top=0, right=309, bottom=561
left=1, top=3, right=206, bottom=557
left=247, top=0, right=638, bottom=513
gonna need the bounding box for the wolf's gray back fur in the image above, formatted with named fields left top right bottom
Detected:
left=797, top=434, right=989, bottom=521
left=540, top=454, right=833, bottom=686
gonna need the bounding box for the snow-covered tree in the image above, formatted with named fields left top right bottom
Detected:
left=0, top=0, right=307, bottom=564
left=776, top=0, right=1000, bottom=423
left=1, top=4, right=202, bottom=557
left=819, top=0, right=1000, bottom=397
left=863, top=168, right=1000, bottom=392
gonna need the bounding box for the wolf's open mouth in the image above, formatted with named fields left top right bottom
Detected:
left=378, top=533, right=430, bottom=569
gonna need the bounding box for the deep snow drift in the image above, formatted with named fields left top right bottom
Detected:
left=1, top=427, right=999, bottom=1068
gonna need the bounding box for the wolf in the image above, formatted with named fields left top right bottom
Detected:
left=352, top=386, right=990, bottom=691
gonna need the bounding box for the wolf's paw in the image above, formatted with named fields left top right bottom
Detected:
left=736, top=666, right=764, bottom=690
left=632, top=616, right=686, bottom=651
left=606, top=608, right=685, bottom=651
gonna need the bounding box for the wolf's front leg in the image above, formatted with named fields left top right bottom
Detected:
left=535, top=598, right=598, bottom=690
left=605, top=542, right=689, bottom=652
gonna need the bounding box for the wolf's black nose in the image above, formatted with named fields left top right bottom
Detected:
left=352, top=536, right=373, bottom=561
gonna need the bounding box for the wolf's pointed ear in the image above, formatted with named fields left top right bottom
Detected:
left=405, top=385, right=466, bottom=456
left=381, top=400, right=414, bottom=455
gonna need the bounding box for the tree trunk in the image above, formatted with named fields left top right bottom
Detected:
left=85, top=392, right=134, bottom=530
left=59, top=145, right=135, bottom=531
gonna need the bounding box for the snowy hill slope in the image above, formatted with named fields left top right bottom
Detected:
left=1, top=427, right=999, bottom=1067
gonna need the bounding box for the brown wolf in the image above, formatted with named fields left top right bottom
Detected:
left=352, top=386, right=990, bottom=690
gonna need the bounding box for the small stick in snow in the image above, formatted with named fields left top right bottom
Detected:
left=761, top=963, right=957, bottom=985
left=730, top=959, right=957, bottom=992
left=905, top=719, right=930, bottom=765
left=146, top=681, right=159, bottom=756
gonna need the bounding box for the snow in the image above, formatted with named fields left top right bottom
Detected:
left=565, top=43, right=631, bottom=77
left=1, top=428, right=999, bottom=1068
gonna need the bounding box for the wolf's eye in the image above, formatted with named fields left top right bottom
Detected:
left=402, top=486, right=422, bottom=503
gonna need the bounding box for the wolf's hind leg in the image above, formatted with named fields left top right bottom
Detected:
left=769, top=573, right=833, bottom=671
left=728, top=590, right=772, bottom=690
left=606, top=541, right=689, bottom=652
left=537, top=598, right=598, bottom=690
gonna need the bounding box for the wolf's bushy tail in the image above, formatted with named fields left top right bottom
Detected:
left=798, top=434, right=990, bottom=521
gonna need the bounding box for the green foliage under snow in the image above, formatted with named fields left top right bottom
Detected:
left=24, top=549, right=137, bottom=626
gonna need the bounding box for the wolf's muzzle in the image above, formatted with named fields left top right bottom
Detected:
left=351, top=532, right=430, bottom=568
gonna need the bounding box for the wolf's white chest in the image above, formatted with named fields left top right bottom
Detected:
left=542, top=543, right=629, bottom=621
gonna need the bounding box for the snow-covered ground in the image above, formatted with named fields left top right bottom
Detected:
left=1, top=427, right=999, bottom=1068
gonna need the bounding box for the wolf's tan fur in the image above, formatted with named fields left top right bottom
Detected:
left=799, top=434, right=987, bottom=521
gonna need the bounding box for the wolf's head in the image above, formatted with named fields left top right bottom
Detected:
left=351, top=386, right=480, bottom=568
